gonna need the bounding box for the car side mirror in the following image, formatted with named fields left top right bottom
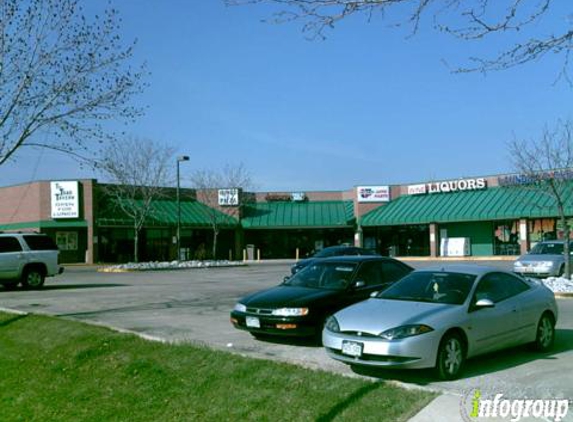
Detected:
left=354, top=280, right=366, bottom=289
left=283, top=276, right=290, bottom=283
left=475, top=298, right=495, bottom=308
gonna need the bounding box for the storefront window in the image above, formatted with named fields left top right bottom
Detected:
left=373, top=225, right=430, bottom=257
left=493, top=221, right=520, bottom=255
left=528, top=219, right=557, bottom=243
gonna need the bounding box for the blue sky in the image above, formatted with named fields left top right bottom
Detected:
left=0, top=1, right=570, bottom=191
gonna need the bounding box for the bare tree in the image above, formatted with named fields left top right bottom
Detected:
left=97, top=137, right=175, bottom=263
left=508, top=120, right=573, bottom=278
left=227, top=0, right=572, bottom=79
left=0, top=0, right=146, bottom=166
left=189, top=163, right=254, bottom=259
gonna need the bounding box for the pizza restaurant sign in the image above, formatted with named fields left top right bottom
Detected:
left=408, top=178, right=487, bottom=195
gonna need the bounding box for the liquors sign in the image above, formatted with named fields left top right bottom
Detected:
left=51, top=181, right=79, bottom=218
left=408, top=178, right=487, bottom=195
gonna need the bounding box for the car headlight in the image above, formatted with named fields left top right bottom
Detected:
left=233, top=303, right=247, bottom=313
left=271, top=308, right=309, bottom=317
left=534, top=261, right=554, bottom=268
left=325, top=316, right=340, bottom=333
left=379, top=325, right=433, bottom=340
left=514, top=261, right=523, bottom=267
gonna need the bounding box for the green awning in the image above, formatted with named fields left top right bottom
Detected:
left=361, top=185, right=573, bottom=227
left=241, top=201, right=355, bottom=229
left=0, top=220, right=88, bottom=230
left=97, top=199, right=238, bottom=228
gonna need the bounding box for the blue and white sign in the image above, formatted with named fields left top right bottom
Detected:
left=357, top=186, right=390, bottom=203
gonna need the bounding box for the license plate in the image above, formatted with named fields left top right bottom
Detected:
left=523, top=267, right=535, bottom=273
left=246, top=317, right=260, bottom=328
left=341, top=340, right=363, bottom=357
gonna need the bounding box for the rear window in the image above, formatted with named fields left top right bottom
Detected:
left=0, top=237, right=23, bottom=253
left=23, top=235, right=58, bottom=251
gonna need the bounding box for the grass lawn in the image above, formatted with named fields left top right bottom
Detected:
left=0, top=312, right=435, bottom=422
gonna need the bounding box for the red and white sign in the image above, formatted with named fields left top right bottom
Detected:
left=357, top=186, right=390, bottom=203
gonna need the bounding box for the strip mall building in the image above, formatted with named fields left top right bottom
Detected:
left=0, top=173, right=570, bottom=263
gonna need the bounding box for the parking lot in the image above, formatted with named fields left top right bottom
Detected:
left=1, top=261, right=572, bottom=405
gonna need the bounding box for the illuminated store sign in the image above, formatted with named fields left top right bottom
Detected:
left=408, top=178, right=487, bottom=195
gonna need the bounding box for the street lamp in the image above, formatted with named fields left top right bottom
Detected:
left=176, top=155, right=190, bottom=260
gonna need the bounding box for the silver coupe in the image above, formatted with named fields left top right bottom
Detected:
left=322, top=265, right=558, bottom=379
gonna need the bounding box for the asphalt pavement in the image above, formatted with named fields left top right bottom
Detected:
left=0, top=260, right=571, bottom=422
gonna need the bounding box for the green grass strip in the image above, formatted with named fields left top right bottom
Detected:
left=0, top=312, right=435, bottom=422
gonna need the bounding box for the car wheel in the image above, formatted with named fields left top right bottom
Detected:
left=533, top=313, right=555, bottom=352
left=22, top=268, right=45, bottom=289
left=558, top=265, right=565, bottom=277
left=436, top=333, right=465, bottom=380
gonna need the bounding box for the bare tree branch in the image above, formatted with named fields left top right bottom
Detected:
left=189, top=163, right=255, bottom=259
left=227, top=0, right=572, bottom=79
left=0, top=0, right=147, bottom=167
left=97, top=137, right=175, bottom=263
left=507, top=119, right=573, bottom=277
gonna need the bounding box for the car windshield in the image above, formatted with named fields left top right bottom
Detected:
left=284, top=262, right=358, bottom=290
left=530, top=242, right=564, bottom=255
left=378, top=271, right=476, bottom=305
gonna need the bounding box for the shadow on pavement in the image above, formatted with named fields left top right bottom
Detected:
left=0, top=283, right=128, bottom=292
left=350, top=328, right=573, bottom=385
left=41, top=283, right=128, bottom=291
left=250, top=333, right=322, bottom=348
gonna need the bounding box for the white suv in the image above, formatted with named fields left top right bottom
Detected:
left=0, top=233, right=64, bottom=289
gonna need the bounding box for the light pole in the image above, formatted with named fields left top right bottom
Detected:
left=176, top=155, right=190, bottom=260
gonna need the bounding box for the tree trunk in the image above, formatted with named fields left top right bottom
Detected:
left=560, top=212, right=570, bottom=279
left=212, top=228, right=219, bottom=260
left=134, top=226, right=139, bottom=263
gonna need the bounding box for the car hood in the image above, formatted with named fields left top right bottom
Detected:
left=516, top=254, right=563, bottom=263
left=241, top=285, right=337, bottom=308
left=334, top=298, right=459, bottom=335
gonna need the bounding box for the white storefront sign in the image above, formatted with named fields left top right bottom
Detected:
left=218, top=188, right=240, bottom=206
left=408, top=178, right=487, bottom=195
left=291, top=192, right=306, bottom=202
left=51, top=181, right=79, bottom=218
left=407, top=184, right=427, bottom=195
left=357, top=186, right=390, bottom=203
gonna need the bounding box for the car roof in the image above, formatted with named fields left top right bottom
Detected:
left=319, top=255, right=398, bottom=263
left=414, top=264, right=506, bottom=276
left=321, top=245, right=359, bottom=251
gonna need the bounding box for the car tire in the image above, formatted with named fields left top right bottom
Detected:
left=435, top=333, right=465, bottom=380
left=533, top=313, right=555, bottom=352
left=558, top=265, right=565, bottom=277
left=21, top=268, right=45, bottom=289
